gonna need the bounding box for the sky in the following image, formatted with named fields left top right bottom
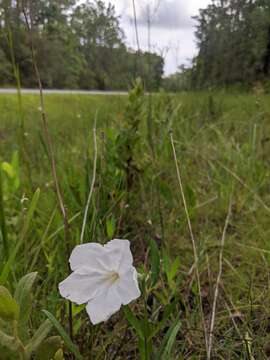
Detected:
left=102, top=0, right=212, bottom=75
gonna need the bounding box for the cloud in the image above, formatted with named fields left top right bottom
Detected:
left=102, top=0, right=212, bottom=74
left=135, top=0, right=193, bottom=29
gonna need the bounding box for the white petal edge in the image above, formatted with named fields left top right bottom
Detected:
left=105, top=239, right=133, bottom=273
left=69, top=243, right=113, bottom=272
left=59, top=271, right=111, bottom=304
left=86, top=285, right=122, bottom=325
left=116, top=267, right=141, bottom=305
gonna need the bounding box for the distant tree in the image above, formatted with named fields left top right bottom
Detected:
left=192, top=0, right=270, bottom=88
left=0, top=0, right=164, bottom=90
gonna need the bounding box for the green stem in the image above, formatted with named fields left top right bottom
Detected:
left=0, top=168, right=8, bottom=259
left=12, top=320, right=27, bottom=360
left=143, top=295, right=150, bottom=360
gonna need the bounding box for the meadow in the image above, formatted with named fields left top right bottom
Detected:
left=1, top=87, right=270, bottom=359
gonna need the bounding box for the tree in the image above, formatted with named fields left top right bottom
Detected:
left=192, top=0, right=270, bottom=88
left=0, top=0, right=164, bottom=90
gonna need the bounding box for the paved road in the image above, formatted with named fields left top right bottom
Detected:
left=0, top=88, right=128, bottom=95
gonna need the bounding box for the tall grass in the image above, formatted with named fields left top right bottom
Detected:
left=1, top=89, right=270, bottom=358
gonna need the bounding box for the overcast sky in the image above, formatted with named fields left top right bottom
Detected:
left=102, top=0, right=212, bottom=75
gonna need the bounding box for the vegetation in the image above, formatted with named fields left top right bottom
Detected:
left=192, top=0, right=270, bottom=88
left=165, top=0, right=270, bottom=92
left=1, top=87, right=270, bottom=358
left=2, top=0, right=270, bottom=359
left=0, top=0, right=164, bottom=90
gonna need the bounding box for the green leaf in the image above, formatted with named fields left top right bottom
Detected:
left=106, top=217, right=115, bottom=239
left=167, top=257, right=180, bottom=284
left=123, top=306, right=144, bottom=340
left=162, top=250, right=170, bottom=279
left=36, top=336, right=62, bottom=360
left=0, top=188, right=40, bottom=285
left=149, top=300, right=177, bottom=339
left=14, top=272, right=38, bottom=325
left=149, top=239, right=160, bottom=286
left=0, top=328, right=19, bottom=352
left=158, top=318, right=181, bottom=360
left=1, top=162, right=15, bottom=178
left=138, top=337, right=147, bottom=360
left=185, top=184, right=196, bottom=210
left=25, top=319, right=52, bottom=355
left=54, top=348, right=64, bottom=360
left=0, top=167, right=8, bottom=259
left=0, top=286, right=19, bottom=322
left=11, top=151, right=20, bottom=191
left=42, top=310, right=83, bottom=360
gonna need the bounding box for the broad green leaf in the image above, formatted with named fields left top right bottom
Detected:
left=0, top=286, right=19, bottom=321
left=123, top=306, right=144, bottom=340
left=149, top=239, right=160, bottom=286
left=14, top=272, right=38, bottom=325
left=0, top=188, right=40, bottom=285
left=36, top=336, right=62, bottom=360
left=42, top=310, right=83, bottom=360
left=26, top=319, right=52, bottom=355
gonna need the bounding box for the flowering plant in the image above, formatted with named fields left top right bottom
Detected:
left=59, top=239, right=141, bottom=324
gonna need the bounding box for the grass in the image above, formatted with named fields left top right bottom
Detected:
left=1, top=89, right=270, bottom=358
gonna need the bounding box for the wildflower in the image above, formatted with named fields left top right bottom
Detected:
left=59, top=239, right=141, bottom=324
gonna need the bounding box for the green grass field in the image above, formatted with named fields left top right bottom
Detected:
left=1, top=89, right=270, bottom=359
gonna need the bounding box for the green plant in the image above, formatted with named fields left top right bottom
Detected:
left=0, top=273, right=62, bottom=360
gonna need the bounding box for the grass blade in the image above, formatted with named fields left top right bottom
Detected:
left=0, top=188, right=40, bottom=285
left=42, top=310, right=83, bottom=360
left=0, top=168, right=8, bottom=259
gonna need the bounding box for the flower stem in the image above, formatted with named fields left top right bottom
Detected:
left=12, top=320, right=27, bottom=360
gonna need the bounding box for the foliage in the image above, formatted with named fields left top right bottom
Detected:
left=0, top=0, right=164, bottom=90
left=192, top=0, right=270, bottom=89
left=2, top=88, right=270, bottom=358
left=0, top=273, right=62, bottom=359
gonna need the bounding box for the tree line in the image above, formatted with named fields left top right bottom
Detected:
left=164, top=0, right=270, bottom=91
left=0, top=0, right=164, bottom=90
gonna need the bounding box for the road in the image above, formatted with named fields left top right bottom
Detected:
left=0, top=88, right=128, bottom=95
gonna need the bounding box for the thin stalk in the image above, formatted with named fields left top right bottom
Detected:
left=170, top=131, right=208, bottom=351
left=207, top=198, right=232, bottom=359
left=132, top=0, right=141, bottom=53
left=12, top=320, right=27, bottom=360
left=0, top=168, right=8, bottom=259
left=22, top=6, right=73, bottom=345
left=7, top=28, right=33, bottom=189
left=80, top=113, right=98, bottom=244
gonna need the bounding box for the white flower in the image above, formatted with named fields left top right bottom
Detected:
left=59, top=239, right=141, bottom=325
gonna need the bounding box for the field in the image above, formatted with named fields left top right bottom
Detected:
left=1, top=88, right=270, bottom=359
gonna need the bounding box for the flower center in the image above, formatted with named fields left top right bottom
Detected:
left=107, top=271, right=120, bottom=284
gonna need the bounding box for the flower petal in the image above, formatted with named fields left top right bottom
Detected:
left=59, top=271, right=110, bottom=304
left=86, top=285, right=122, bottom=324
left=69, top=243, right=112, bottom=272
left=105, top=239, right=133, bottom=273
left=116, top=267, right=141, bottom=305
